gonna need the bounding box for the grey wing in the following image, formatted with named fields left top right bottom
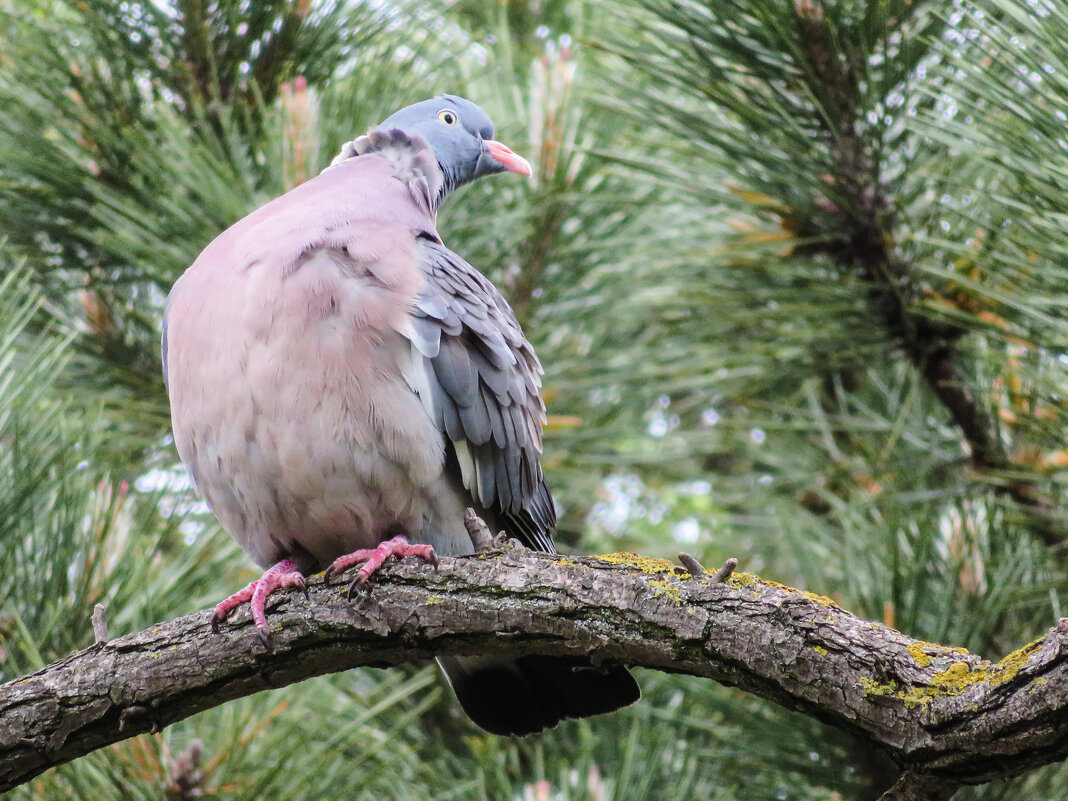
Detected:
left=404, top=237, right=556, bottom=553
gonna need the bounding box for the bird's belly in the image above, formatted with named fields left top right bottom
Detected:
left=169, top=250, right=465, bottom=570
left=197, top=386, right=441, bottom=570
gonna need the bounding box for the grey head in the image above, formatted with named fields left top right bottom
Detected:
left=376, top=94, right=531, bottom=202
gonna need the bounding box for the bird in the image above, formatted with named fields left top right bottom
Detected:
left=162, top=94, right=640, bottom=736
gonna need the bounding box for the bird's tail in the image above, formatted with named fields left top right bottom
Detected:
left=438, top=654, right=640, bottom=736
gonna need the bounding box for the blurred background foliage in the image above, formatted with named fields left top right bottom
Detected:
left=0, top=0, right=1066, bottom=797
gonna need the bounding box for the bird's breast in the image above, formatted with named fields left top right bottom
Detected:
left=166, top=231, right=451, bottom=570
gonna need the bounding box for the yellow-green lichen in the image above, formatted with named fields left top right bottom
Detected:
left=759, top=577, right=792, bottom=592
left=726, top=572, right=839, bottom=608
left=897, top=687, right=935, bottom=708
left=424, top=596, right=446, bottom=606
left=903, top=661, right=990, bottom=707
left=800, top=590, right=839, bottom=607
left=858, top=677, right=936, bottom=709
left=931, top=660, right=988, bottom=692
left=813, top=645, right=828, bottom=656
left=861, top=658, right=994, bottom=708
left=648, top=578, right=684, bottom=605
left=859, top=676, right=896, bottom=697
left=594, top=552, right=680, bottom=575
left=728, top=571, right=759, bottom=588
left=909, top=640, right=972, bottom=661
left=990, top=636, right=1044, bottom=687
left=907, top=643, right=932, bottom=667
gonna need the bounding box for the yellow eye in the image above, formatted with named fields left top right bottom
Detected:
left=437, top=109, right=458, bottom=126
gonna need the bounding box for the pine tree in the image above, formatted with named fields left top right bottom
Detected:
left=0, top=1, right=1064, bottom=798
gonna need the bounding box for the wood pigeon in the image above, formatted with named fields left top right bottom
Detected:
left=162, top=95, right=639, bottom=735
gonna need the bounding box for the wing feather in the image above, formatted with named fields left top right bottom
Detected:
left=402, top=237, right=556, bottom=552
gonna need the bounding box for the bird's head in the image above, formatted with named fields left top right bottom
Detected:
left=375, top=95, right=532, bottom=201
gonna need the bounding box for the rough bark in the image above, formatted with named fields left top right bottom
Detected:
left=1, top=547, right=1065, bottom=793
left=877, top=772, right=960, bottom=801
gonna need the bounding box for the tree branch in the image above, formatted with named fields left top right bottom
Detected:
left=2, top=548, right=1066, bottom=792
left=791, top=4, right=1063, bottom=546
left=877, top=772, right=959, bottom=801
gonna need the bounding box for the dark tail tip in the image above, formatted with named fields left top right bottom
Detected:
left=439, top=654, right=640, bottom=737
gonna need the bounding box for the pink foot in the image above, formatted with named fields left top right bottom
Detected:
left=323, top=534, right=437, bottom=596
left=210, top=558, right=309, bottom=646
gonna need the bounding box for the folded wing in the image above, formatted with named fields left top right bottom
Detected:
left=403, top=237, right=556, bottom=552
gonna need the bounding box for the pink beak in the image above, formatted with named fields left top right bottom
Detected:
left=484, top=139, right=533, bottom=176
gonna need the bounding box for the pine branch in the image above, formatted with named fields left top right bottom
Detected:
left=793, top=4, right=1062, bottom=545
left=2, top=547, right=1066, bottom=793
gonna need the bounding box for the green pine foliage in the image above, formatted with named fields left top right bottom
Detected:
left=0, top=0, right=1065, bottom=798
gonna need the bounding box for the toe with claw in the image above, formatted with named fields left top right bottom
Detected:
left=324, top=534, right=438, bottom=597
left=210, top=558, right=309, bottom=646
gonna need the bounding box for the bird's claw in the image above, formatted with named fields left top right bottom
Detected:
left=346, top=575, right=366, bottom=599
left=295, top=574, right=311, bottom=602
left=325, top=534, right=437, bottom=598
left=208, top=559, right=307, bottom=645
